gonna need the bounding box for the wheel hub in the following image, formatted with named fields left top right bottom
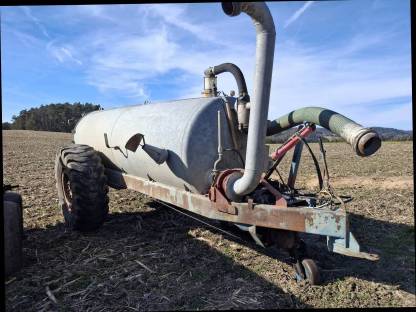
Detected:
left=61, top=172, right=73, bottom=212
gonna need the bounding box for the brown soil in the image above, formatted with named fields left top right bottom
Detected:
left=302, top=176, right=414, bottom=190
left=3, top=130, right=415, bottom=310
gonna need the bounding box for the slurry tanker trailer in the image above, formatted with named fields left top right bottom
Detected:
left=55, top=2, right=381, bottom=285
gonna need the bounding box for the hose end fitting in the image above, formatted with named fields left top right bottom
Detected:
left=354, top=129, right=382, bottom=157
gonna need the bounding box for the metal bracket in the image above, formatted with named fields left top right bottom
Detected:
left=104, top=133, right=128, bottom=158
left=234, top=224, right=265, bottom=248
left=248, top=225, right=265, bottom=248
left=327, top=232, right=379, bottom=261
left=209, top=169, right=243, bottom=215
left=208, top=186, right=237, bottom=215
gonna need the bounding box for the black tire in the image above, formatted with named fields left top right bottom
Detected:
left=4, top=191, right=24, bottom=240
left=55, top=144, right=109, bottom=232
left=3, top=191, right=22, bottom=206
left=4, top=194, right=23, bottom=277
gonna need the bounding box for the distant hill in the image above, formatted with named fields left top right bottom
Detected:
left=371, top=127, right=413, bottom=141
left=266, top=126, right=413, bottom=143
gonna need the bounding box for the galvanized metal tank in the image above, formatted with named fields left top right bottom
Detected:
left=74, top=97, right=254, bottom=194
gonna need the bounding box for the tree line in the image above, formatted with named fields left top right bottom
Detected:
left=2, top=103, right=102, bottom=133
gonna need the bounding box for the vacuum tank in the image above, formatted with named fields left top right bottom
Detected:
left=74, top=97, right=254, bottom=194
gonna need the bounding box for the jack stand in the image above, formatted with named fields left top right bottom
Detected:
left=290, top=235, right=320, bottom=285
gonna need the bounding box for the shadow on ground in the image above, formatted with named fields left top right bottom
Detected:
left=144, top=201, right=415, bottom=295
left=312, top=212, right=415, bottom=294
left=7, top=202, right=311, bottom=311
left=7, top=199, right=414, bottom=311
left=203, top=206, right=415, bottom=295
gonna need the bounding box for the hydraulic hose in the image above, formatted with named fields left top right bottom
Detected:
left=267, top=107, right=381, bottom=157
left=204, top=63, right=250, bottom=103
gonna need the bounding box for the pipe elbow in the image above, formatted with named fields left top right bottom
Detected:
left=232, top=169, right=262, bottom=197
left=204, top=63, right=250, bottom=102
left=222, top=2, right=276, bottom=34
left=222, top=169, right=262, bottom=202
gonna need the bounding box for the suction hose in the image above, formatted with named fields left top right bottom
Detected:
left=267, top=107, right=381, bottom=157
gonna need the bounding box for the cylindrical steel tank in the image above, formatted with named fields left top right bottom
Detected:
left=74, top=97, right=255, bottom=194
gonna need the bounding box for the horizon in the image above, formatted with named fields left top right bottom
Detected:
left=2, top=102, right=413, bottom=132
left=1, top=1, right=412, bottom=130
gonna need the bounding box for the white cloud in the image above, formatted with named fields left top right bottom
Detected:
left=46, top=41, right=83, bottom=65
left=141, top=4, right=230, bottom=46
left=360, top=102, right=412, bottom=129
left=6, top=28, right=44, bottom=48
left=284, top=1, right=314, bottom=29
left=84, top=26, right=178, bottom=98
left=5, top=3, right=411, bottom=129
left=20, top=6, right=51, bottom=38
left=82, top=4, right=410, bottom=127
left=173, top=27, right=411, bottom=128
left=78, top=5, right=105, bottom=17
left=144, top=4, right=200, bottom=36
left=267, top=36, right=411, bottom=127
left=79, top=5, right=254, bottom=100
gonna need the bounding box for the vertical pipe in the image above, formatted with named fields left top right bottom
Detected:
left=213, top=110, right=224, bottom=172
left=223, top=98, right=239, bottom=150
left=221, top=2, right=276, bottom=197
left=217, top=110, right=223, bottom=155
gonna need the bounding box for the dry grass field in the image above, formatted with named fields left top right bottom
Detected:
left=3, top=129, right=415, bottom=310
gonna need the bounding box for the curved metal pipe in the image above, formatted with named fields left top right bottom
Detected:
left=221, top=1, right=276, bottom=198
left=204, top=63, right=250, bottom=103
left=267, top=107, right=382, bottom=157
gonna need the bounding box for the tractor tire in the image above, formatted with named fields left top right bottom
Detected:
left=4, top=191, right=23, bottom=277
left=55, top=144, right=109, bottom=232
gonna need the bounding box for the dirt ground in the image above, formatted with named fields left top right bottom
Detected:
left=3, top=130, right=415, bottom=310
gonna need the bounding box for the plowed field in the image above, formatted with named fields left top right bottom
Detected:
left=3, top=130, right=415, bottom=310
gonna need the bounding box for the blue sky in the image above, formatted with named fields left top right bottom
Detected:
left=1, top=0, right=412, bottom=129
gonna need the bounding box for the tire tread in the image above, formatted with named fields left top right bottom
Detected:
left=55, top=144, right=109, bottom=232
